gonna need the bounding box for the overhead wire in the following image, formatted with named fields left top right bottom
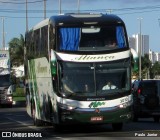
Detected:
left=0, top=3, right=160, bottom=18
left=0, top=0, right=47, bottom=4
left=0, top=7, right=160, bottom=13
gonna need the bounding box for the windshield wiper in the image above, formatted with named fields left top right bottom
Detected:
left=66, top=91, right=86, bottom=97
left=64, top=92, right=76, bottom=97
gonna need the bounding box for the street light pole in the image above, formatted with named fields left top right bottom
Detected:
left=137, top=17, right=143, bottom=80
left=1, top=17, right=5, bottom=49
left=44, top=0, right=46, bottom=19
left=59, top=0, right=61, bottom=14
left=77, top=0, right=80, bottom=13
left=26, top=0, right=28, bottom=32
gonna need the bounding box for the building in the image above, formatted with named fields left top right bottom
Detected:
left=154, top=52, right=160, bottom=62
left=129, top=34, right=160, bottom=63
left=149, top=49, right=155, bottom=63
left=142, top=35, right=149, bottom=55
left=128, top=34, right=149, bottom=56
left=149, top=49, right=160, bottom=64
left=0, top=47, right=9, bottom=50
left=128, top=36, right=136, bottom=50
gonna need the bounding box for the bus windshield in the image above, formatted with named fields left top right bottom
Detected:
left=58, top=25, right=127, bottom=52
left=59, top=60, right=130, bottom=97
left=0, top=74, right=11, bottom=87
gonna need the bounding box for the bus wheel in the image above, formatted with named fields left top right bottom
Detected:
left=133, top=115, right=138, bottom=122
left=6, top=104, right=12, bottom=108
left=32, top=104, right=36, bottom=125
left=153, top=117, right=159, bottom=123
left=32, top=103, right=43, bottom=126
left=53, top=124, right=62, bottom=132
left=112, top=123, right=123, bottom=131
left=49, top=103, right=54, bottom=123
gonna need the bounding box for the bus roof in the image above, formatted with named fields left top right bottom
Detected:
left=32, top=18, right=49, bottom=31
left=30, top=13, right=125, bottom=31
left=49, top=13, right=125, bottom=26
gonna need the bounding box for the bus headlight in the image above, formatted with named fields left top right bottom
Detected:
left=58, top=103, right=77, bottom=110
left=119, top=100, right=133, bottom=109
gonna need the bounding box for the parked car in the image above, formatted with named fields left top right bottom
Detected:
left=132, top=79, right=160, bottom=122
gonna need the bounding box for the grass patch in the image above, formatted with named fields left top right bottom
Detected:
left=13, top=96, right=26, bottom=102
left=13, top=87, right=25, bottom=101
left=13, top=87, right=25, bottom=96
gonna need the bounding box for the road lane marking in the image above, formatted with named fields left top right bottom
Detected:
left=5, top=117, right=60, bottom=138
left=6, top=117, right=38, bottom=130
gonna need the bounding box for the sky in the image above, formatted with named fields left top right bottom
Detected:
left=0, top=0, right=160, bottom=52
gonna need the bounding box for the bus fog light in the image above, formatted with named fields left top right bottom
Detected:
left=127, top=114, right=132, bottom=118
left=119, top=104, right=124, bottom=108
left=120, top=113, right=131, bottom=119
left=119, top=100, right=133, bottom=108
left=119, top=103, right=128, bottom=108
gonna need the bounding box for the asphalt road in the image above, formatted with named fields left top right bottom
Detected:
left=0, top=106, right=159, bottom=140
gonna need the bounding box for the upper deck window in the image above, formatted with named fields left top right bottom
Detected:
left=59, top=28, right=81, bottom=51
left=58, top=25, right=127, bottom=52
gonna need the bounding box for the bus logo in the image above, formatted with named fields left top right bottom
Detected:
left=89, top=101, right=105, bottom=108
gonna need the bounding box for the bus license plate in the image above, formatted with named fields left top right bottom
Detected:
left=91, top=116, right=103, bottom=121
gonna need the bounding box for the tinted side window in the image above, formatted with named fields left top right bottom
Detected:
left=141, top=82, right=157, bottom=95
left=133, top=82, right=139, bottom=90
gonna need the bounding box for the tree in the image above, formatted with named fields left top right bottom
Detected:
left=141, top=54, right=152, bottom=79
left=132, top=54, right=152, bottom=80
left=150, top=61, right=160, bottom=79
left=8, top=34, right=24, bottom=67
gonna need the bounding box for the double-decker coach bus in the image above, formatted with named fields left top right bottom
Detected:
left=25, top=13, right=133, bottom=131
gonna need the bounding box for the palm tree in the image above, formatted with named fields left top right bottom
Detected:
left=150, top=61, right=160, bottom=79
left=8, top=34, right=24, bottom=67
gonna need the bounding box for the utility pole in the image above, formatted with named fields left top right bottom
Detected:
left=1, top=17, right=5, bottom=49
left=137, top=17, right=143, bottom=80
left=44, top=0, right=46, bottom=19
left=59, top=0, right=61, bottom=14
left=26, top=0, right=28, bottom=32
left=77, top=0, right=80, bottom=13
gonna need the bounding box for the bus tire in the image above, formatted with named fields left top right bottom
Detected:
left=49, top=102, right=54, bottom=123
left=153, top=117, right=159, bottom=123
left=31, top=102, right=43, bottom=126
left=133, top=114, right=139, bottom=122
left=7, top=104, right=12, bottom=108
left=112, top=123, right=123, bottom=131
left=133, top=116, right=138, bottom=122
left=53, top=124, right=62, bottom=132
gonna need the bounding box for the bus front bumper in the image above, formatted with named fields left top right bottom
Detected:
left=59, top=105, right=133, bottom=124
left=0, top=95, right=13, bottom=105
